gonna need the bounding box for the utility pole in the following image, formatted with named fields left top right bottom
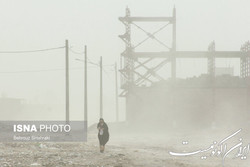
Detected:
left=65, top=40, right=69, bottom=124
left=100, top=56, right=103, bottom=118
left=115, top=63, right=119, bottom=122
left=84, top=45, right=88, bottom=128
left=172, top=6, right=176, bottom=79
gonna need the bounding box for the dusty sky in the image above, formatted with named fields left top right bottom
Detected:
left=0, top=0, right=249, bottom=124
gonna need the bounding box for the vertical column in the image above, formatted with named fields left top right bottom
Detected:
left=240, top=44, right=246, bottom=78
left=207, top=41, right=216, bottom=127
left=241, top=41, right=250, bottom=78
left=240, top=41, right=250, bottom=123
left=65, top=40, right=69, bottom=124
left=171, top=7, right=177, bottom=128
left=208, top=41, right=215, bottom=78
left=118, top=7, right=133, bottom=91
left=172, top=6, right=176, bottom=79
left=246, top=41, right=250, bottom=77
left=125, top=7, right=134, bottom=86
left=84, top=45, right=88, bottom=126
left=115, top=63, right=119, bottom=122
left=100, top=56, right=103, bottom=118
left=125, top=7, right=133, bottom=122
left=247, top=41, right=250, bottom=123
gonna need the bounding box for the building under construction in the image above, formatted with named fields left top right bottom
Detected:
left=119, top=7, right=250, bottom=130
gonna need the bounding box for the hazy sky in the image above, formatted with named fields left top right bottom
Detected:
left=0, top=0, right=249, bottom=124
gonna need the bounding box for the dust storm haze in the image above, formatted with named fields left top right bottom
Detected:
left=0, top=0, right=250, bottom=166
left=0, top=0, right=248, bottom=124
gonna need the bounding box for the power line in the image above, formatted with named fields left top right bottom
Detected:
left=103, top=64, right=115, bottom=67
left=76, top=58, right=100, bottom=67
left=103, top=66, right=115, bottom=72
left=0, top=46, right=65, bottom=54
left=103, top=68, right=114, bottom=82
left=87, top=58, right=100, bottom=66
left=72, top=48, right=116, bottom=67
left=69, top=48, right=85, bottom=55
left=86, top=58, right=115, bottom=67
left=0, top=67, right=86, bottom=74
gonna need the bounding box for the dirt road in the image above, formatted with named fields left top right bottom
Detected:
left=0, top=129, right=249, bottom=167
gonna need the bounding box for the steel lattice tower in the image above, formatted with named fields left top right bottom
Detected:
left=240, top=41, right=250, bottom=78
left=119, top=7, right=177, bottom=97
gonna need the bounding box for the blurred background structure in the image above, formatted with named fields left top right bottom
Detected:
left=119, top=7, right=250, bottom=131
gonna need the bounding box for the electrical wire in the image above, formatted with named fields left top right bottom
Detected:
left=69, top=47, right=85, bottom=55
left=0, top=46, right=117, bottom=83
left=70, top=47, right=116, bottom=68
left=103, top=64, right=115, bottom=67
left=0, top=67, right=93, bottom=74
left=0, top=46, right=65, bottom=54
left=87, top=58, right=100, bottom=66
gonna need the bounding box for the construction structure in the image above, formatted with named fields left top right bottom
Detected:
left=119, top=7, right=250, bottom=130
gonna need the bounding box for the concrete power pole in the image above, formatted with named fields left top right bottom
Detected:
left=100, top=56, right=103, bottom=118
left=115, top=63, right=119, bottom=122
left=65, top=40, right=69, bottom=124
left=84, top=45, right=88, bottom=127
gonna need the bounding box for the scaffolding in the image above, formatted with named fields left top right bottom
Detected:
left=119, top=7, right=249, bottom=97
left=240, top=41, right=250, bottom=78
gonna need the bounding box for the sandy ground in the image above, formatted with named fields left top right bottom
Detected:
left=0, top=128, right=250, bottom=167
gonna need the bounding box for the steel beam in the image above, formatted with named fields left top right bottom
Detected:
left=131, top=51, right=248, bottom=58
left=119, top=17, right=173, bottom=22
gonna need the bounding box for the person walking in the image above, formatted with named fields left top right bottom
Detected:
left=97, top=118, right=109, bottom=153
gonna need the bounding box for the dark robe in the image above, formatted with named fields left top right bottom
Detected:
left=97, top=122, right=109, bottom=146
